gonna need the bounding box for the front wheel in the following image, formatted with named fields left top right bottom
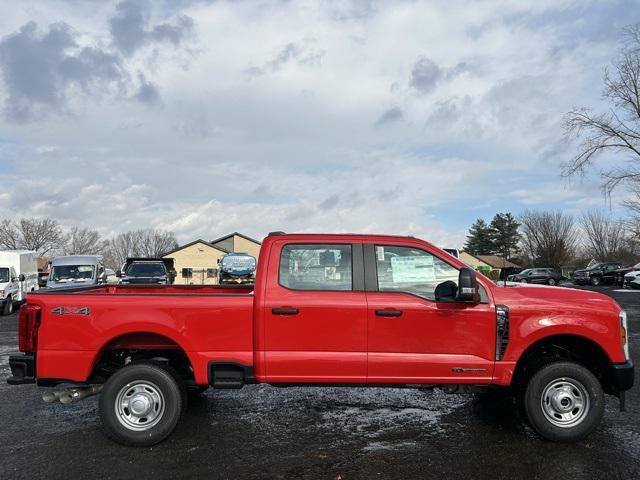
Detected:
left=590, top=276, right=602, bottom=286
left=524, top=361, right=604, bottom=442
left=99, top=363, right=184, bottom=447
left=547, top=278, right=557, bottom=286
left=2, top=296, right=13, bottom=315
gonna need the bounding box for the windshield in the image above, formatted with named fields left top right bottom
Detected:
left=589, top=263, right=604, bottom=270
left=0, top=268, right=9, bottom=283
left=51, top=265, right=95, bottom=282
left=519, top=269, right=532, bottom=275
left=126, top=262, right=167, bottom=277
left=221, top=255, right=256, bottom=271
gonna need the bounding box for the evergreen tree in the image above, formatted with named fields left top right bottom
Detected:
left=489, top=212, right=521, bottom=260
left=464, top=219, right=494, bottom=255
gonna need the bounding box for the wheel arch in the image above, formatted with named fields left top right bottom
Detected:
left=512, top=333, right=611, bottom=389
left=89, top=331, right=197, bottom=384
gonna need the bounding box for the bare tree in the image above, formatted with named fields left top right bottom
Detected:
left=0, top=217, right=64, bottom=255
left=64, top=227, right=108, bottom=255
left=0, top=219, right=21, bottom=250
left=519, top=210, right=578, bottom=267
left=580, top=210, right=628, bottom=261
left=105, top=232, right=138, bottom=270
left=18, top=218, right=65, bottom=255
left=563, top=25, right=640, bottom=198
left=135, top=229, right=178, bottom=258
left=104, top=229, right=178, bottom=270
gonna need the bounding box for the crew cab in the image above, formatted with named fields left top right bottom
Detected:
left=7, top=233, right=633, bottom=446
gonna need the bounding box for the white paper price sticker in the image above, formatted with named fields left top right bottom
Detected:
left=390, top=255, right=435, bottom=282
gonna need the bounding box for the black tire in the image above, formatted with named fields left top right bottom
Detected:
left=99, top=362, right=184, bottom=447
left=524, top=361, right=604, bottom=442
left=590, top=276, right=602, bottom=286
left=520, top=279, right=528, bottom=284
left=2, top=296, right=13, bottom=316
left=547, top=278, right=557, bottom=286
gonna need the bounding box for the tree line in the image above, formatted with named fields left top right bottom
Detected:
left=465, top=209, right=636, bottom=268
left=0, top=217, right=178, bottom=270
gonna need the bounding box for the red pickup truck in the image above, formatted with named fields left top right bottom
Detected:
left=8, top=233, right=633, bottom=446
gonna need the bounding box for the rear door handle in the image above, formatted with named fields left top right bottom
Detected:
left=375, top=309, right=403, bottom=317
left=272, top=307, right=299, bottom=315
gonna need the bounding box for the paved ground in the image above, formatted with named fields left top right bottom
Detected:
left=1, top=285, right=638, bottom=479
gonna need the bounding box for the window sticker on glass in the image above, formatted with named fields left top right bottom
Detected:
left=390, top=255, right=435, bottom=283
left=376, top=246, right=385, bottom=261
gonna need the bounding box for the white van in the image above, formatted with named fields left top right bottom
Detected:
left=0, top=250, right=39, bottom=315
left=46, top=255, right=106, bottom=289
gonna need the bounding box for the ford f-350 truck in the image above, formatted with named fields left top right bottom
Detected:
left=7, top=233, right=633, bottom=446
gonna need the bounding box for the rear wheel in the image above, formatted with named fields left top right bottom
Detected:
left=524, top=361, right=604, bottom=442
left=99, top=362, right=184, bottom=447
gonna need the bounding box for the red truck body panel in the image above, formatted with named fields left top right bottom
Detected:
left=18, top=233, right=627, bottom=388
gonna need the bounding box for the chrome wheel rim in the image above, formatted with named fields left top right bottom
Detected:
left=115, top=381, right=165, bottom=431
left=541, top=378, right=590, bottom=428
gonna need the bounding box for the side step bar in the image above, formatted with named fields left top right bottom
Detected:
left=208, top=362, right=255, bottom=389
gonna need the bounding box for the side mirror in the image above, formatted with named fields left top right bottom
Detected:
left=169, top=269, right=177, bottom=279
left=457, top=267, right=480, bottom=303
left=115, top=271, right=122, bottom=278
left=18, top=274, right=25, bottom=282
left=98, top=272, right=107, bottom=282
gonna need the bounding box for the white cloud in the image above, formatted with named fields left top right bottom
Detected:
left=0, top=0, right=635, bottom=248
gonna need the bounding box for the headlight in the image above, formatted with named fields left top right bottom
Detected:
left=620, top=310, right=629, bottom=361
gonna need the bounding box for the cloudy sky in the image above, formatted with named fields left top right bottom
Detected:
left=1, top=0, right=639, bottom=247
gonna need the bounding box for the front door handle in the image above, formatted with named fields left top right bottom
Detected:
left=375, top=309, right=403, bottom=317
left=272, top=307, right=299, bottom=315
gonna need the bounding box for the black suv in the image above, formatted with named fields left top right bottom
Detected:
left=572, top=262, right=623, bottom=286
left=117, top=258, right=176, bottom=285
left=507, top=268, right=564, bottom=286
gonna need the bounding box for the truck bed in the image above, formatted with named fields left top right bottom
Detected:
left=35, top=283, right=255, bottom=295
left=27, top=283, right=256, bottom=385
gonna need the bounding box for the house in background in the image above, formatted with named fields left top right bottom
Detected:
left=460, top=252, right=521, bottom=280
left=210, top=232, right=262, bottom=259
left=163, top=233, right=262, bottom=285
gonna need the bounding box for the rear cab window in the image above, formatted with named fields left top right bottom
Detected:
left=279, top=244, right=352, bottom=291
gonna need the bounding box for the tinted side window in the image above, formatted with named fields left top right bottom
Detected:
left=280, top=244, right=352, bottom=291
left=375, top=245, right=458, bottom=300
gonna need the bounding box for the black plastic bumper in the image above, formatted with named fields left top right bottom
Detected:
left=7, top=354, right=36, bottom=385
left=606, top=361, right=634, bottom=392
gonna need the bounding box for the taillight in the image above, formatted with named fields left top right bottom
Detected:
left=18, top=304, right=41, bottom=353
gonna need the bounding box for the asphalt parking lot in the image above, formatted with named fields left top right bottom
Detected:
left=1, top=285, right=638, bottom=480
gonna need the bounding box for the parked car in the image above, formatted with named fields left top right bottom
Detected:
left=623, top=267, right=640, bottom=289
left=612, top=263, right=640, bottom=286
left=572, top=262, right=623, bottom=286
left=8, top=232, right=633, bottom=446
left=46, top=255, right=106, bottom=289
left=507, top=268, right=564, bottom=286
left=0, top=250, right=39, bottom=315
left=218, top=252, right=256, bottom=284
left=117, top=258, right=176, bottom=285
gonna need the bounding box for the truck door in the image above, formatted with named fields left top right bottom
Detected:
left=262, top=241, right=367, bottom=382
left=364, top=243, right=496, bottom=384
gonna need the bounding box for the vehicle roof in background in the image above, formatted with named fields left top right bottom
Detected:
left=51, top=255, right=101, bottom=266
